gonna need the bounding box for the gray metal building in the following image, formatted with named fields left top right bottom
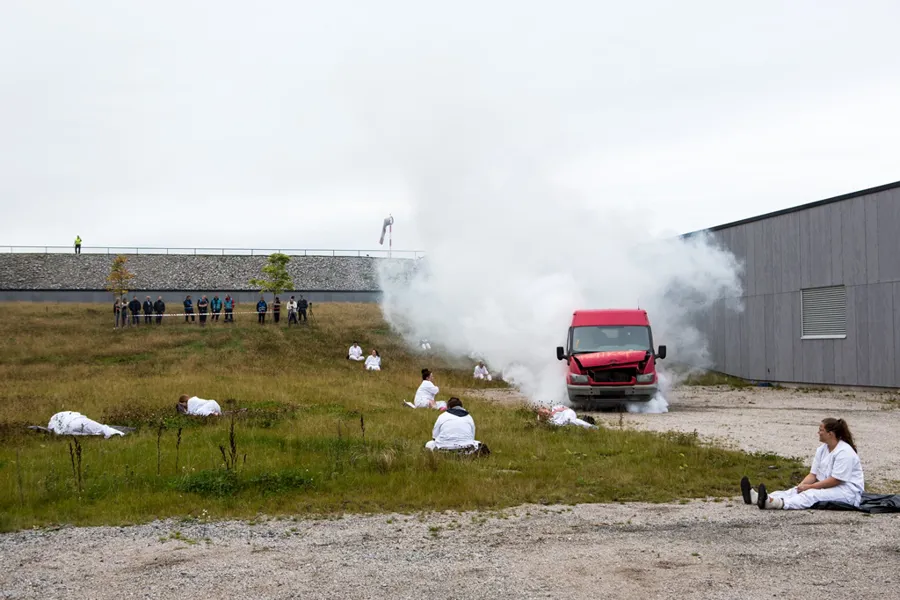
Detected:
left=692, top=180, right=900, bottom=388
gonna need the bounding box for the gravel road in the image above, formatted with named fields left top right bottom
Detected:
left=3, top=384, right=899, bottom=600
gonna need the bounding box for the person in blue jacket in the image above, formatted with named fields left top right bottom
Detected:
left=223, top=295, right=235, bottom=323
left=211, top=295, right=222, bottom=322
left=256, top=296, right=268, bottom=324
left=183, top=295, right=195, bottom=323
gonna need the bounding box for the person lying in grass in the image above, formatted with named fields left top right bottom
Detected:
left=47, top=411, right=126, bottom=438
left=176, top=394, right=223, bottom=416
left=741, top=417, right=864, bottom=510
left=536, top=404, right=598, bottom=429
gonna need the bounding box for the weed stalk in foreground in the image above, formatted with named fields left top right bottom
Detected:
left=175, top=427, right=182, bottom=474
left=218, top=415, right=239, bottom=471
left=68, top=437, right=83, bottom=494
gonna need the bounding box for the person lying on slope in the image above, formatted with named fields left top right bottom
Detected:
left=348, top=342, right=364, bottom=361
left=536, top=405, right=598, bottom=429
left=741, top=417, right=864, bottom=510
left=177, top=394, right=223, bottom=416
left=365, top=349, right=382, bottom=371
left=425, top=397, right=483, bottom=452
left=47, top=411, right=125, bottom=438
left=473, top=361, right=492, bottom=381
left=405, top=368, right=447, bottom=409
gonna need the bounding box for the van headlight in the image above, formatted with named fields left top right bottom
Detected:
left=570, top=374, right=589, bottom=384
left=636, top=373, right=654, bottom=383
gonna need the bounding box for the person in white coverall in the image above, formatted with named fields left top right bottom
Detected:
left=410, top=368, right=446, bottom=409
left=473, top=361, right=492, bottom=381
left=47, top=411, right=124, bottom=438
left=348, top=342, right=364, bottom=361
left=537, top=405, right=598, bottom=429
left=177, top=394, right=223, bottom=416
left=425, top=397, right=482, bottom=451
left=742, top=417, right=864, bottom=510
left=365, top=349, right=382, bottom=371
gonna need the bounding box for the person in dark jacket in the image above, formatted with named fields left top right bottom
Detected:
left=154, top=296, right=165, bottom=325
left=211, top=295, right=222, bottom=322
left=297, top=295, right=308, bottom=322
left=143, top=296, right=153, bottom=324
left=114, top=298, right=123, bottom=329
left=129, top=296, right=141, bottom=325
left=197, top=295, right=210, bottom=326
left=183, top=295, right=195, bottom=323
left=256, top=296, right=267, bottom=324
left=223, top=295, right=234, bottom=323
left=273, top=297, right=281, bottom=323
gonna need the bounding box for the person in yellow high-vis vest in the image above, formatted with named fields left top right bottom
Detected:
left=74, top=235, right=82, bottom=254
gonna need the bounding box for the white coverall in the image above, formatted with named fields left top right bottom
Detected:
left=770, top=440, right=865, bottom=509
left=348, top=345, right=364, bottom=361
left=425, top=408, right=480, bottom=450
left=547, top=405, right=597, bottom=429
left=365, top=355, right=381, bottom=371
left=413, top=380, right=446, bottom=409
left=473, top=365, right=492, bottom=381
left=47, top=411, right=124, bottom=438
left=186, top=397, right=223, bottom=416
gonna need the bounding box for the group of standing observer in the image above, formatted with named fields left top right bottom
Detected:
left=112, top=294, right=309, bottom=327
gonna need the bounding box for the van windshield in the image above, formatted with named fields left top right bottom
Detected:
left=571, top=326, right=651, bottom=353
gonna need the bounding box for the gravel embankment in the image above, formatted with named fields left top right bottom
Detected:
left=2, top=385, right=899, bottom=600
left=0, top=254, right=404, bottom=290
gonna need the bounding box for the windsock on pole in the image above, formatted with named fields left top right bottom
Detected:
left=379, top=215, right=394, bottom=245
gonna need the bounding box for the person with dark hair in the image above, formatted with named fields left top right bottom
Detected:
left=197, top=295, right=210, bottom=326
left=153, top=296, right=165, bottom=324
left=409, top=368, right=446, bottom=409
left=183, top=295, right=195, bottom=323
left=365, top=349, right=381, bottom=371
left=143, top=296, right=153, bottom=324
left=256, top=296, right=268, bottom=324
left=348, top=341, right=364, bottom=361
left=742, top=418, right=864, bottom=510
left=297, top=295, right=308, bottom=322
left=128, top=295, right=141, bottom=325
left=425, top=397, right=484, bottom=452
left=273, top=297, right=281, bottom=323
left=223, top=295, right=234, bottom=323
left=210, top=295, right=222, bottom=322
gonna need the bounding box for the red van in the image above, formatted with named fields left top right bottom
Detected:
left=556, top=309, right=666, bottom=409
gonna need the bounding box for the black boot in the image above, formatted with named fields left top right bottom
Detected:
left=740, top=476, right=752, bottom=505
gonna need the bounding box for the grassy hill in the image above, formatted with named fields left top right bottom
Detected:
left=0, top=302, right=801, bottom=531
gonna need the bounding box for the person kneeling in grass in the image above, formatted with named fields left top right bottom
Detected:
left=742, top=417, right=864, bottom=510
left=177, top=394, right=223, bottom=416
left=536, top=404, right=598, bottom=429
left=425, top=397, right=485, bottom=453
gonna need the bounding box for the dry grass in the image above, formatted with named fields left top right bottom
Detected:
left=0, top=302, right=802, bottom=531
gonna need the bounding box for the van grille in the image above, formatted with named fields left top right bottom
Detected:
left=589, top=369, right=635, bottom=383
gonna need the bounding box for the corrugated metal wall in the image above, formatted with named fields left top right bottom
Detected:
left=697, top=186, right=900, bottom=387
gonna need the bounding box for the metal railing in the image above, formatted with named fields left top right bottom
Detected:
left=3, top=245, right=425, bottom=259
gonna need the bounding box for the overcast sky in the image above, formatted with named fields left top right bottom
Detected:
left=1, top=1, right=898, bottom=253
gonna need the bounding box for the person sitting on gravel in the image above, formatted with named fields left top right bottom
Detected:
left=348, top=342, right=364, bottom=361
left=473, top=361, right=492, bottom=381
left=536, top=404, right=598, bottom=429
left=425, top=397, right=485, bottom=453
left=742, top=417, right=864, bottom=510
left=177, top=394, right=223, bottom=416
left=405, top=368, right=447, bottom=409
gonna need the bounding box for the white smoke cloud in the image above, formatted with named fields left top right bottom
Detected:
left=366, top=63, right=744, bottom=411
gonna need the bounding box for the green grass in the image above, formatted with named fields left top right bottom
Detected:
left=681, top=370, right=753, bottom=388
left=0, top=302, right=803, bottom=531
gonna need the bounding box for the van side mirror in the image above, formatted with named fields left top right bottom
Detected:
left=556, top=346, right=566, bottom=361
left=656, top=345, right=667, bottom=360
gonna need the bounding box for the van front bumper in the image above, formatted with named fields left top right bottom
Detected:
left=566, top=383, right=658, bottom=409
